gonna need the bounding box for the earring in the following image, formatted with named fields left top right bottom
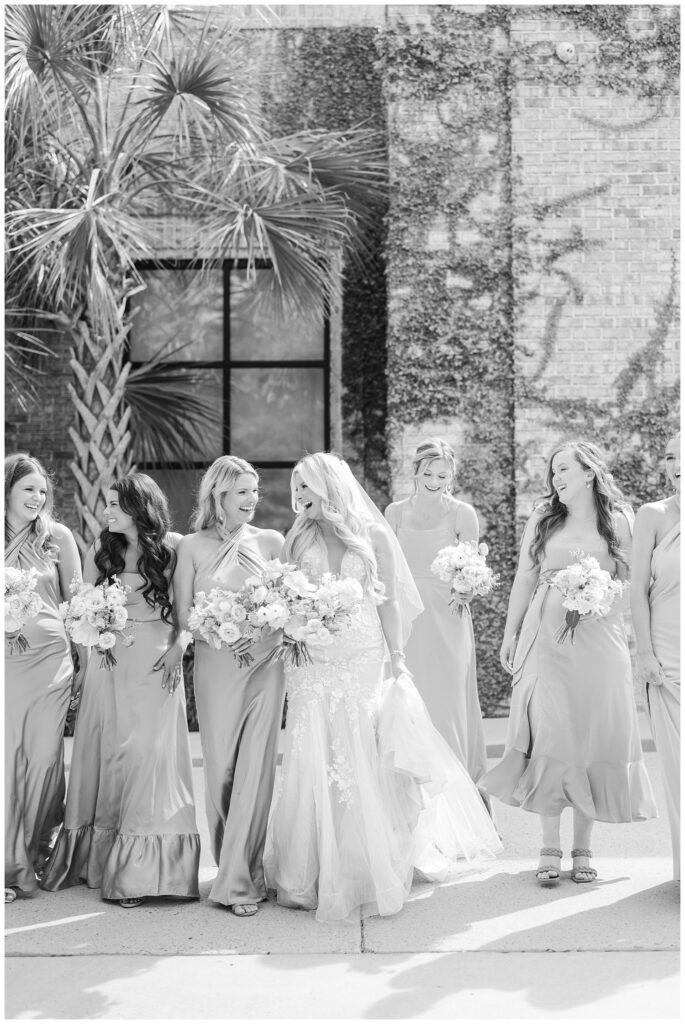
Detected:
left=586, top=479, right=592, bottom=489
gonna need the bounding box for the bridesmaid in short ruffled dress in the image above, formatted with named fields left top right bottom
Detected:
left=5, top=453, right=82, bottom=904
left=385, top=438, right=488, bottom=789
left=482, top=441, right=657, bottom=886
left=173, top=456, right=286, bottom=917
left=631, top=433, right=680, bottom=881
left=41, top=474, right=199, bottom=907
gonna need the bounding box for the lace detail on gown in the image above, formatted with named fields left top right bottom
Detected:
left=264, top=544, right=501, bottom=922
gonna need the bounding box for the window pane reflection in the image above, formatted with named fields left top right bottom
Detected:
left=130, top=269, right=223, bottom=362
left=230, top=368, right=324, bottom=461
left=253, top=467, right=296, bottom=535
left=143, top=467, right=205, bottom=534
left=230, top=270, right=324, bottom=360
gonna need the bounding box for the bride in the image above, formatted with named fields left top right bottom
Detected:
left=264, top=452, right=501, bottom=923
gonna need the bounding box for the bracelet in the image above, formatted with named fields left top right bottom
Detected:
left=178, top=629, right=194, bottom=651
left=391, top=649, right=405, bottom=658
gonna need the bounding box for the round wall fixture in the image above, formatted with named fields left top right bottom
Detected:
left=555, top=42, right=576, bottom=63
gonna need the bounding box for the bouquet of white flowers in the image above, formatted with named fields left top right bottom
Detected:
left=430, top=541, right=499, bottom=616
left=4, top=566, right=42, bottom=653
left=187, top=560, right=316, bottom=668
left=552, top=552, right=624, bottom=644
left=277, top=572, right=365, bottom=667
left=60, top=576, right=134, bottom=669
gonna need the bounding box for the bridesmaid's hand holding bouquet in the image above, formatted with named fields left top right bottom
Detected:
left=4, top=566, right=42, bottom=654
left=60, top=576, right=134, bottom=669
left=187, top=559, right=313, bottom=668
left=430, top=541, right=499, bottom=617
left=552, top=552, right=624, bottom=644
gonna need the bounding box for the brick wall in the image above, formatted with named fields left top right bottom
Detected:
left=510, top=5, right=680, bottom=515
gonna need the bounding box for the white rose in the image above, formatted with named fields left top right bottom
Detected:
left=218, top=621, right=241, bottom=645
left=70, top=620, right=102, bottom=646
left=97, top=631, right=116, bottom=650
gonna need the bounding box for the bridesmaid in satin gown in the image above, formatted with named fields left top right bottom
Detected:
left=5, top=453, right=82, bottom=903
left=385, top=438, right=488, bottom=788
left=173, top=456, right=286, bottom=917
left=631, top=432, right=680, bottom=881
left=482, top=441, right=657, bottom=886
left=41, top=473, right=200, bottom=907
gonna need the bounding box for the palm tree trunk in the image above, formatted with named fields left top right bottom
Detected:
left=67, top=319, right=133, bottom=554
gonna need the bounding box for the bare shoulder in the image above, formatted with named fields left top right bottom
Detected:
left=166, top=531, right=184, bottom=549
left=50, top=521, right=76, bottom=544
left=452, top=496, right=477, bottom=523
left=385, top=498, right=408, bottom=517
left=254, top=527, right=286, bottom=558
left=635, top=499, right=669, bottom=523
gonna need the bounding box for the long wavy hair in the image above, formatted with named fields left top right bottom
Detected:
left=4, top=452, right=59, bottom=561
left=284, top=452, right=384, bottom=601
left=192, top=456, right=258, bottom=533
left=412, top=437, right=457, bottom=492
left=530, top=440, right=629, bottom=567
left=95, top=474, right=176, bottom=622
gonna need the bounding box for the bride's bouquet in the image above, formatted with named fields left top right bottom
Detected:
left=188, top=559, right=309, bottom=668
left=276, top=572, right=365, bottom=667
left=60, top=576, right=134, bottom=669
left=4, top=566, right=42, bottom=653
left=552, top=552, right=624, bottom=644
left=430, top=541, right=499, bottom=616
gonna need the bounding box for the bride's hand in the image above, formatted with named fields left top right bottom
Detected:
left=390, top=650, right=411, bottom=679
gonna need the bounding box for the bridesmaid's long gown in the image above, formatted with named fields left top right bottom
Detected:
left=646, top=521, right=680, bottom=879
left=192, top=530, right=285, bottom=907
left=5, top=526, right=72, bottom=894
left=395, top=512, right=487, bottom=785
left=482, top=532, right=657, bottom=822
left=42, top=573, right=200, bottom=900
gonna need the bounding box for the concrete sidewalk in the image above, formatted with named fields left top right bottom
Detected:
left=4, top=719, right=678, bottom=1021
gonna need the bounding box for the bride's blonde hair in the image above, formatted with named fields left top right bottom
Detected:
left=284, top=452, right=384, bottom=600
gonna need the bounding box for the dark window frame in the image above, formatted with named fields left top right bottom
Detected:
left=127, top=257, right=331, bottom=475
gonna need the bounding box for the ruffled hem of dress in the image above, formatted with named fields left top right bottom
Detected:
left=482, top=748, right=658, bottom=823
left=100, top=832, right=200, bottom=900
left=40, top=824, right=117, bottom=891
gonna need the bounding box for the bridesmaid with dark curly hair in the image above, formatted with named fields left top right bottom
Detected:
left=42, top=473, right=199, bottom=907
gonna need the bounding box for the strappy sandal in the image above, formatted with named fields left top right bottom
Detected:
left=119, top=897, right=145, bottom=908
left=231, top=903, right=258, bottom=917
left=5, top=887, right=17, bottom=904
left=536, top=847, right=562, bottom=886
left=570, top=848, right=597, bottom=884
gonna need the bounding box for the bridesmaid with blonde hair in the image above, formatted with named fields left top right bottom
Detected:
left=385, top=438, right=488, bottom=789
left=631, top=432, right=680, bottom=881
left=5, top=453, right=81, bottom=903
left=173, top=456, right=286, bottom=917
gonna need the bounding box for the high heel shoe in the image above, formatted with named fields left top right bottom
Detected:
left=570, top=848, right=597, bottom=883
left=536, top=847, right=562, bottom=886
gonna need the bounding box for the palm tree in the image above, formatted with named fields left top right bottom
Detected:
left=5, top=4, right=385, bottom=551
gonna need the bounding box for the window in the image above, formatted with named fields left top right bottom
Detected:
left=128, top=259, right=330, bottom=533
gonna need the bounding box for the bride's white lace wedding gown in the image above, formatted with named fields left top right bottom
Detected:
left=264, top=543, right=501, bottom=923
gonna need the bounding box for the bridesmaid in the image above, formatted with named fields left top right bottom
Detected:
left=482, top=440, right=657, bottom=885
left=173, top=456, right=286, bottom=917
left=631, top=432, right=680, bottom=881
left=41, top=473, right=200, bottom=907
left=5, top=453, right=81, bottom=903
left=385, top=438, right=488, bottom=787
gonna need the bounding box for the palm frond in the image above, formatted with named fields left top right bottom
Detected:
left=124, top=358, right=222, bottom=466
